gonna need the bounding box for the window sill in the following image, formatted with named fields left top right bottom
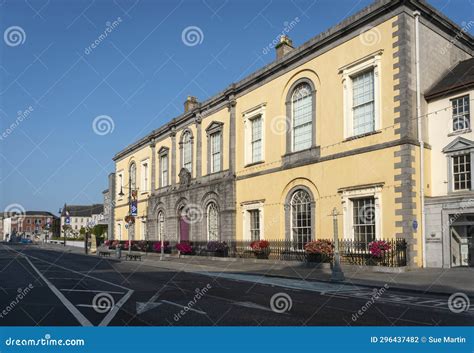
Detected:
left=244, top=160, right=265, bottom=168
left=344, top=130, right=381, bottom=142
left=448, top=129, right=472, bottom=137
left=282, top=146, right=320, bottom=167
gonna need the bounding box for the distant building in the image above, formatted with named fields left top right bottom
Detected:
left=425, top=58, right=474, bottom=268
left=60, top=204, right=104, bottom=237
left=1, top=211, right=59, bottom=240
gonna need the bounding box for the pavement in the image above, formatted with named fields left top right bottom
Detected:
left=1, top=243, right=473, bottom=326
left=49, top=242, right=474, bottom=296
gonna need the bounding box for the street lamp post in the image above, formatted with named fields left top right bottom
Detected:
left=331, top=208, right=345, bottom=282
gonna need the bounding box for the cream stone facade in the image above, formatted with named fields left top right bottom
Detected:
left=112, top=0, right=473, bottom=267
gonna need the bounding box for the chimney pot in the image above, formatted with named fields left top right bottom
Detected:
left=275, top=35, right=294, bottom=60
left=184, top=96, right=199, bottom=113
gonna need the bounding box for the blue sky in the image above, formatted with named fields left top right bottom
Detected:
left=0, top=0, right=473, bottom=214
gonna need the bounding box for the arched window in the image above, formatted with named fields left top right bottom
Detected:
left=182, top=131, right=192, bottom=172
left=290, top=190, right=312, bottom=250
left=129, top=162, right=137, bottom=191
left=207, top=202, right=219, bottom=241
left=157, top=211, right=165, bottom=240
left=291, top=83, right=313, bottom=152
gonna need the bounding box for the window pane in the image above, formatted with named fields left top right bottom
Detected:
left=207, top=203, right=219, bottom=241
left=452, top=95, right=470, bottom=131
left=352, top=197, right=376, bottom=245
left=251, top=116, right=262, bottom=162
left=161, top=155, right=168, bottom=187
left=210, top=132, right=221, bottom=173
left=453, top=154, right=471, bottom=190
left=352, top=70, right=375, bottom=135
left=249, top=209, right=260, bottom=241
left=291, top=190, right=312, bottom=250
left=292, top=83, right=313, bottom=151
left=183, top=132, right=192, bottom=172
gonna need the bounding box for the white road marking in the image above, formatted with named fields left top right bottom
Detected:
left=99, top=289, right=134, bottom=327
left=47, top=278, right=83, bottom=280
left=232, top=301, right=275, bottom=312
left=160, top=300, right=207, bottom=315
left=24, top=256, right=93, bottom=326
left=136, top=302, right=162, bottom=315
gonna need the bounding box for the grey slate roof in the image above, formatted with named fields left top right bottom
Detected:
left=425, top=58, right=474, bottom=100
left=62, top=204, right=104, bottom=217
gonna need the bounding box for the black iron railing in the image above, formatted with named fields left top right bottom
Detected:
left=104, top=238, right=407, bottom=267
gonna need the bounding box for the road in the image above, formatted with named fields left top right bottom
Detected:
left=0, top=244, right=472, bottom=326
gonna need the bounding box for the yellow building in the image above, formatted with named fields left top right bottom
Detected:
left=112, top=0, right=473, bottom=267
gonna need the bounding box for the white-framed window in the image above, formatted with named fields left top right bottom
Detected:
left=453, top=154, right=471, bottom=191
left=117, top=223, right=122, bottom=240
left=249, top=209, right=260, bottom=241
left=182, top=131, right=192, bottom=173
left=243, top=103, right=266, bottom=166
left=250, top=116, right=262, bottom=163
left=452, top=95, right=470, bottom=132
left=291, top=83, right=313, bottom=152
left=140, top=220, right=146, bottom=240
left=140, top=160, right=149, bottom=192
left=160, top=154, right=168, bottom=187
left=290, top=190, right=312, bottom=250
left=207, top=202, right=219, bottom=241
left=242, top=201, right=264, bottom=241
left=342, top=51, right=382, bottom=139
left=210, top=132, right=221, bottom=173
left=341, top=185, right=382, bottom=244
left=157, top=211, right=165, bottom=240
left=129, top=162, right=137, bottom=191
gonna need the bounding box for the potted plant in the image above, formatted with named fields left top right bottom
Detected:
left=304, top=239, right=334, bottom=263
left=153, top=241, right=170, bottom=253
left=176, top=242, right=193, bottom=255
left=206, top=241, right=229, bottom=257
left=250, top=240, right=270, bottom=259
left=367, top=240, right=391, bottom=265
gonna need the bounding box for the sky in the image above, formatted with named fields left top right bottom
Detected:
left=0, top=0, right=473, bottom=214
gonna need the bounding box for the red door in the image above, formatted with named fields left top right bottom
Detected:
left=179, top=215, right=189, bottom=242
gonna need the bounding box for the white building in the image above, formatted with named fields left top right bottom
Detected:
left=425, top=58, right=474, bottom=268
left=60, top=204, right=104, bottom=237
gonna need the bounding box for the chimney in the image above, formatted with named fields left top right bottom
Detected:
left=184, top=96, right=199, bottom=113
left=275, top=35, right=294, bottom=60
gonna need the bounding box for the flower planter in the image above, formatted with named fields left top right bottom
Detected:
left=254, top=249, right=271, bottom=259
left=207, top=249, right=228, bottom=258
left=305, top=253, right=323, bottom=263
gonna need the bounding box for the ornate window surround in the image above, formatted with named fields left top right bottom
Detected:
left=205, top=121, right=224, bottom=174
left=241, top=200, right=265, bottom=241
left=242, top=103, right=266, bottom=167
left=442, top=137, right=474, bottom=193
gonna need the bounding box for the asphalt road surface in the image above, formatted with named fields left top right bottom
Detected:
left=0, top=244, right=472, bottom=326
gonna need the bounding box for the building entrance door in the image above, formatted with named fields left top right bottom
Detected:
left=179, top=211, right=190, bottom=242
left=450, top=213, right=474, bottom=267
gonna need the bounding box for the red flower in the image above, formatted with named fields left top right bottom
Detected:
left=368, top=240, right=391, bottom=258
left=250, top=240, right=270, bottom=252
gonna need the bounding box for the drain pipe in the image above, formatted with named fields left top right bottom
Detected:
left=414, top=11, right=426, bottom=268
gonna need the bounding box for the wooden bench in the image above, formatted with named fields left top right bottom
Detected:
left=98, top=251, right=112, bottom=257
left=125, top=253, right=142, bottom=261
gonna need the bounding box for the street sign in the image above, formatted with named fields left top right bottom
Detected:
left=125, top=224, right=129, bottom=229
left=413, top=220, right=418, bottom=231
